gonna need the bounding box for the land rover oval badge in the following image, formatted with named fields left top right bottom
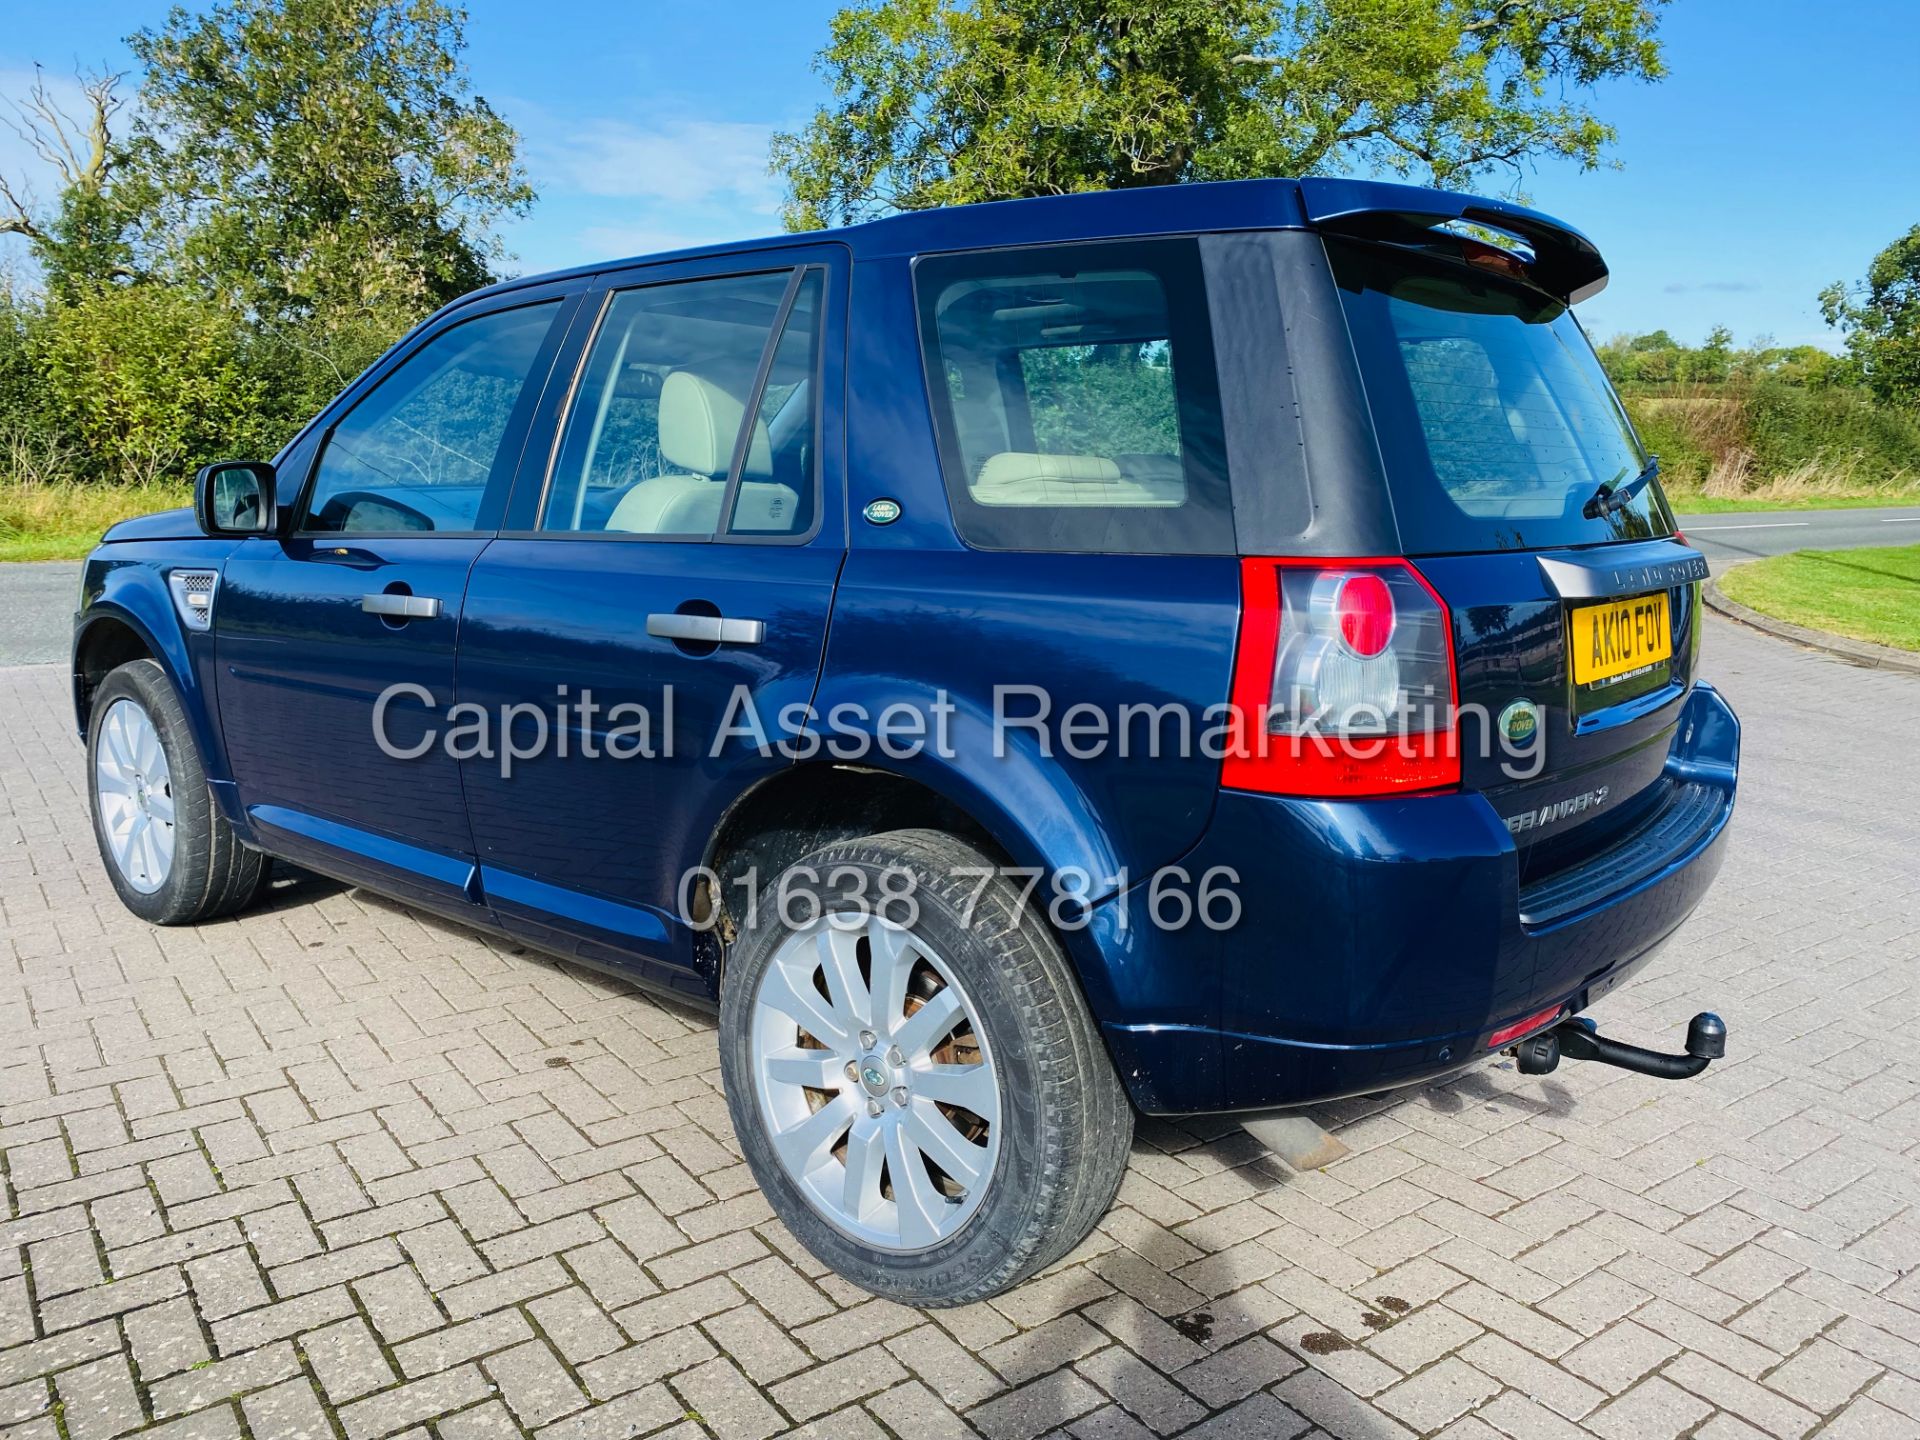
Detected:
left=1499, top=699, right=1542, bottom=747
left=863, top=498, right=902, bottom=525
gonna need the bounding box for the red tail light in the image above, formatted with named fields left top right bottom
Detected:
left=1488, top=1004, right=1564, bottom=1050
left=1461, top=238, right=1529, bottom=281
left=1224, top=557, right=1459, bottom=798
left=1334, top=573, right=1395, bottom=657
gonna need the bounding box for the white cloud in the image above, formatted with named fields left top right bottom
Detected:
left=533, top=114, right=781, bottom=216
left=499, top=101, right=792, bottom=274
left=1662, top=280, right=1761, bottom=296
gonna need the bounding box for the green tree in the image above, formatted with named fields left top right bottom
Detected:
left=0, top=271, right=40, bottom=432
left=773, top=0, right=1670, bottom=229
left=0, top=69, right=147, bottom=299
left=1822, top=225, right=1920, bottom=404
left=30, top=283, right=278, bottom=483
left=126, top=0, right=535, bottom=334
left=1, top=1, right=537, bottom=488
left=1678, top=324, right=1732, bottom=383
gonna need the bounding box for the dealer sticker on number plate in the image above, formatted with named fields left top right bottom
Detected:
left=1570, top=592, right=1671, bottom=685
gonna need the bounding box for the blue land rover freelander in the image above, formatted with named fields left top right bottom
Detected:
left=73, top=178, right=1739, bottom=1305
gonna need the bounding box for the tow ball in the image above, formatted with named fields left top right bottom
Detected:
left=1512, top=1012, right=1727, bottom=1080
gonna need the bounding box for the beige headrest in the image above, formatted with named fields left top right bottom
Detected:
left=659, top=370, right=772, bottom=478
left=971, top=451, right=1184, bottom=508
left=975, top=452, right=1122, bottom=492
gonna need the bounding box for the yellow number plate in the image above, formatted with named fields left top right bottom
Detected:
left=1570, top=592, right=1672, bottom=685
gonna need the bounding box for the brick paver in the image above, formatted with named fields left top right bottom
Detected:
left=2, top=616, right=1915, bottom=1437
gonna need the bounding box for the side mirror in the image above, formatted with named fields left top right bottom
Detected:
left=194, top=460, right=278, bottom=537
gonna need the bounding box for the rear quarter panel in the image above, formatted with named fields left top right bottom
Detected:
left=815, top=549, right=1240, bottom=876
left=813, top=548, right=1242, bottom=1025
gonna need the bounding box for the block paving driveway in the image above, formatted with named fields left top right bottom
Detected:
left=1, top=617, right=1916, bottom=1439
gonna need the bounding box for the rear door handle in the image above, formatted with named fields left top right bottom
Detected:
left=646, top=613, right=765, bottom=645
left=361, top=593, right=443, bottom=619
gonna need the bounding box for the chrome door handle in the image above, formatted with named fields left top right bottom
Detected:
left=646, top=613, right=765, bottom=645
left=361, top=593, right=442, bottom=619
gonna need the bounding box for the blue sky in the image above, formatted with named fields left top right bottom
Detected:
left=5, top=0, right=1916, bottom=349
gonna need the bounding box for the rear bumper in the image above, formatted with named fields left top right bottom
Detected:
left=1093, top=682, right=1739, bottom=1115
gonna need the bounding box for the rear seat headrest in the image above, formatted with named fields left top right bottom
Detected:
left=660, top=371, right=772, bottom=479
left=971, top=451, right=1184, bottom=508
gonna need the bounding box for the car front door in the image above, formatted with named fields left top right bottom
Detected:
left=455, top=250, right=846, bottom=991
left=217, top=286, right=582, bottom=911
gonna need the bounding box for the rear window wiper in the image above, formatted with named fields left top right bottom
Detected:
left=1582, top=456, right=1660, bottom=520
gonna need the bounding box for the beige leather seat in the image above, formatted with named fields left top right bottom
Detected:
left=606, top=371, right=798, bottom=534
left=971, top=451, right=1184, bottom=508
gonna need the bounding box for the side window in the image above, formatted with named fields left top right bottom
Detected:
left=915, top=241, right=1232, bottom=555
left=541, top=269, right=821, bottom=539
left=302, top=302, right=559, bottom=534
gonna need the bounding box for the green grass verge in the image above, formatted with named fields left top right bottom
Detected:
left=1670, top=491, right=1920, bottom=514
left=1719, top=545, right=1920, bottom=653
left=0, top=482, right=193, bottom=562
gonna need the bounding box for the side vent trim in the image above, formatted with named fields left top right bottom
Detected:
left=167, top=570, right=219, bottom=632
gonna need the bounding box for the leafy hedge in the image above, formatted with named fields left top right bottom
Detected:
left=1624, top=383, right=1920, bottom=498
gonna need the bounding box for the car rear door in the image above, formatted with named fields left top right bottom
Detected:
left=216, top=283, right=583, bottom=911
left=454, top=247, right=846, bottom=991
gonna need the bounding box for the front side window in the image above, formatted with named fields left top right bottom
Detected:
left=541, top=269, right=821, bottom=539
left=1330, top=238, right=1670, bottom=552
left=916, top=241, right=1232, bottom=554
left=302, top=302, right=559, bottom=534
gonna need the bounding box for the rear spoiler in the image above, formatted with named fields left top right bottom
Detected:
left=1298, top=177, right=1609, bottom=305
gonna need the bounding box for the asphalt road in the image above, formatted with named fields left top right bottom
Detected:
left=4, top=504, right=1917, bottom=666
left=0, top=558, right=77, bottom=667
left=1673, top=503, right=1920, bottom=569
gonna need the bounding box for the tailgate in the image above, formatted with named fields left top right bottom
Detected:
left=1415, top=539, right=1709, bottom=881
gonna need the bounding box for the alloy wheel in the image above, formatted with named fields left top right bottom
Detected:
left=94, top=698, right=176, bottom=895
left=748, top=914, right=1001, bottom=1253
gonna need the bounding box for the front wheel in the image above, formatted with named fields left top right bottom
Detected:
left=718, top=829, right=1133, bottom=1306
left=87, top=660, right=269, bottom=926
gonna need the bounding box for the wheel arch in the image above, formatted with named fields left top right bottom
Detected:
left=700, top=762, right=1016, bottom=943
left=72, top=611, right=158, bottom=736
left=73, top=584, right=235, bottom=796
left=697, top=759, right=1137, bottom=1040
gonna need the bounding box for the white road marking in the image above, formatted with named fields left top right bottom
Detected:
left=1681, top=522, right=1811, bottom=531
left=1878, top=517, right=1920, bottom=523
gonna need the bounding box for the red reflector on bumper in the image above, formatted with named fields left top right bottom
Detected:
left=1488, top=1005, right=1564, bottom=1050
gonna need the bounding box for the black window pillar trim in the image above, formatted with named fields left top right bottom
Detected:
left=716, top=266, right=806, bottom=540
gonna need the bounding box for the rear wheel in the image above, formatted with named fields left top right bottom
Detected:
left=88, top=660, right=268, bottom=925
left=719, top=829, right=1132, bottom=1306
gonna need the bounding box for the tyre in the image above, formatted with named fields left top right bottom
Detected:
left=719, top=828, right=1133, bottom=1306
left=87, top=659, right=269, bottom=926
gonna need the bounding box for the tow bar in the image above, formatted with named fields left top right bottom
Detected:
left=1512, top=1012, right=1727, bottom=1079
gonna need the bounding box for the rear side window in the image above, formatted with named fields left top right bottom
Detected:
left=1330, top=238, right=1671, bottom=553
left=915, top=241, right=1232, bottom=554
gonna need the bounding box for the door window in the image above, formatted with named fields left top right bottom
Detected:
left=541, top=269, right=821, bottom=539
left=301, top=301, right=561, bottom=534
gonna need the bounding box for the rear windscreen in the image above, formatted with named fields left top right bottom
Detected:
left=1330, top=238, right=1672, bottom=553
